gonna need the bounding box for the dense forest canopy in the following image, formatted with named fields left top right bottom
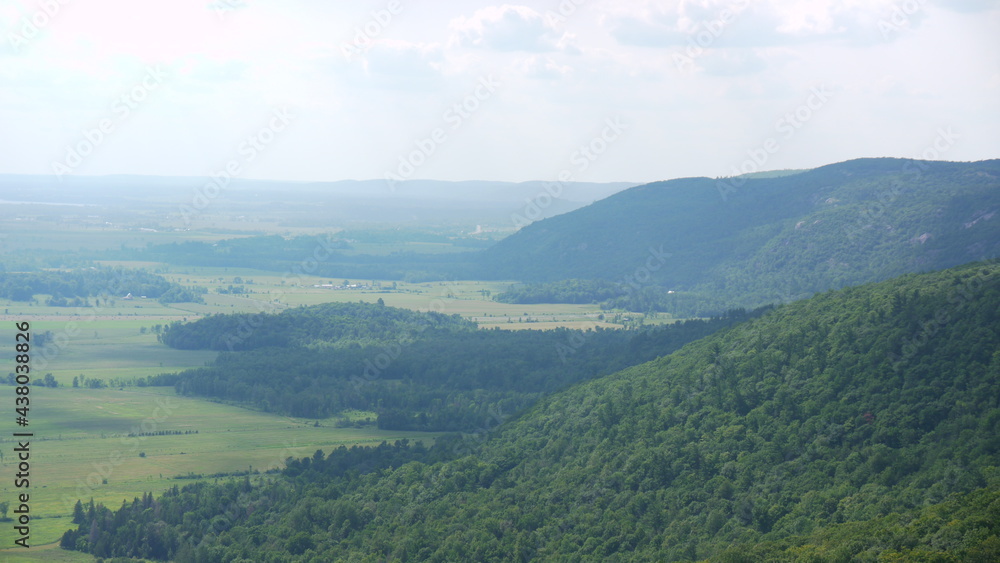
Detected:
left=155, top=301, right=762, bottom=428
left=63, top=260, right=1000, bottom=561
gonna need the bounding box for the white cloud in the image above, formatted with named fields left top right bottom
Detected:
left=0, top=0, right=997, bottom=182
left=522, top=55, right=573, bottom=79
left=450, top=5, right=564, bottom=52
left=602, top=0, right=938, bottom=49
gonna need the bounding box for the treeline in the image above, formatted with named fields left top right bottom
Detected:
left=494, top=279, right=625, bottom=304
left=495, top=279, right=737, bottom=316
left=158, top=300, right=473, bottom=351
left=60, top=439, right=453, bottom=561
left=155, top=303, right=759, bottom=428
left=0, top=266, right=203, bottom=303
left=61, top=261, right=1000, bottom=561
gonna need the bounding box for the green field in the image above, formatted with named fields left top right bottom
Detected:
left=0, top=387, right=440, bottom=551
left=0, top=269, right=456, bottom=558
left=0, top=225, right=649, bottom=560
left=0, top=542, right=96, bottom=563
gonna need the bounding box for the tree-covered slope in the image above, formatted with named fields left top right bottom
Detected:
left=65, top=260, right=1000, bottom=561
left=314, top=260, right=1000, bottom=561
left=481, top=158, right=1000, bottom=312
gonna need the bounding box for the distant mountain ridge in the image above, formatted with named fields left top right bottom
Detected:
left=479, top=158, right=1000, bottom=312
left=0, top=174, right=634, bottom=225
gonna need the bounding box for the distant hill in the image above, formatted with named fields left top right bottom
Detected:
left=308, top=260, right=1000, bottom=560
left=479, top=158, right=1000, bottom=313
left=64, top=260, right=1000, bottom=561
left=0, top=174, right=634, bottom=226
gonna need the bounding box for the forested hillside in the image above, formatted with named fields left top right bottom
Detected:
left=64, top=260, right=1000, bottom=561
left=156, top=301, right=759, bottom=428
left=481, top=158, right=1000, bottom=314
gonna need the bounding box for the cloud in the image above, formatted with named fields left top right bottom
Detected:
left=604, top=0, right=928, bottom=49
left=699, top=49, right=768, bottom=77
left=450, top=5, right=565, bottom=52
left=522, top=55, right=573, bottom=79
left=369, top=41, right=442, bottom=73
left=310, top=30, right=444, bottom=85
left=939, top=0, right=1000, bottom=13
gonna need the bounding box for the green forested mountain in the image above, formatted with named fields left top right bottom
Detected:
left=481, top=158, right=1000, bottom=314
left=64, top=260, right=1000, bottom=561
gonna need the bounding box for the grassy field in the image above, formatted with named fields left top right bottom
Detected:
left=0, top=542, right=97, bottom=562
left=119, top=263, right=633, bottom=328
left=0, top=223, right=660, bottom=560
left=0, top=387, right=440, bottom=552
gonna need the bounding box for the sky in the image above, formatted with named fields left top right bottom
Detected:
left=1, top=0, right=998, bottom=185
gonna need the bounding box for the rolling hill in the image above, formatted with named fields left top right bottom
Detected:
left=63, top=259, right=1000, bottom=561
left=480, top=158, right=1000, bottom=314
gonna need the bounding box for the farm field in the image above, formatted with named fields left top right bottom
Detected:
left=0, top=387, right=440, bottom=551
left=0, top=542, right=97, bottom=562
left=0, top=224, right=660, bottom=560
left=38, top=261, right=639, bottom=328
left=1, top=266, right=639, bottom=336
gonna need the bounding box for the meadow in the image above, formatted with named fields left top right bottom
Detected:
left=0, top=386, right=440, bottom=554
left=0, top=265, right=641, bottom=560
left=0, top=217, right=656, bottom=559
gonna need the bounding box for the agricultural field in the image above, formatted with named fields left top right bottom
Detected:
left=0, top=221, right=659, bottom=559
left=0, top=386, right=440, bottom=551
left=0, top=263, right=636, bottom=559
left=107, top=262, right=632, bottom=329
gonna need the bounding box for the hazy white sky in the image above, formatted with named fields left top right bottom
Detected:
left=1, top=0, right=998, bottom=184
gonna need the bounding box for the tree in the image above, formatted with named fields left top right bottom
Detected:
left=287, top=531, right=315, bottom=555
left=0, top=501, right=8, bottom=519
left=73, top=500, right=85, bottom=524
